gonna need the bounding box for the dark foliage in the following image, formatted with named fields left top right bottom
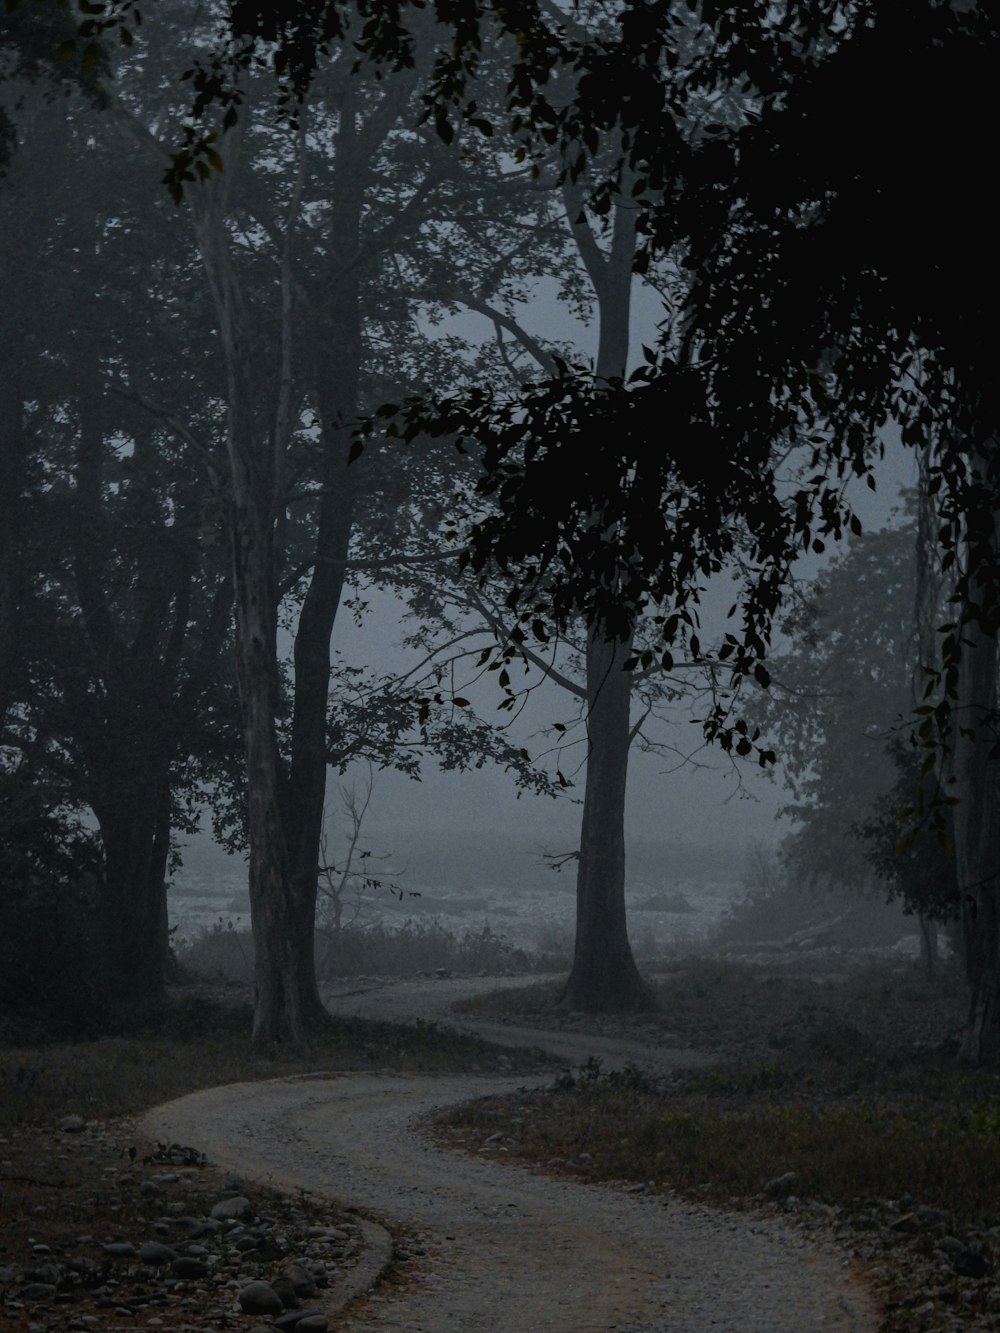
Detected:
left=0, top=773, right=109, bottom=1038
left=860, top=735, right=960, bottom=926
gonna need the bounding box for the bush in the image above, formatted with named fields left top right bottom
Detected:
left=174, top=918, right=254, bottom=984
left=713, top=842, right=913, bottom=950
left=317, top=918, right=532, bottom=978
left=0, top=775, right=112, bottom=1040
left=177, top=916, right=534, bottom=985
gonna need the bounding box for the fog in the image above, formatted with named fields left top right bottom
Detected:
left=172, top=439, right=919, bottom=949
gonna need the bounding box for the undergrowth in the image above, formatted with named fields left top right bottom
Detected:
left=439, top=1054, right=1000, bottom=1229
left=178, top=917, right=534, bottom=985
left=0, top=998, right=546, bottom=1131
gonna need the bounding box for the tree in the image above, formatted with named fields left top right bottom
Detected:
left=758, top=523, right=921, bottom=894
left=39, top=1, right=1000, bottom=1051
left=756, top=517, right=963, bottom=969
left=860, top=735, right=958, bottom=972
left=101, top=2, right=589, bottom=1045
left=0, top=56, right=237, bottom=1017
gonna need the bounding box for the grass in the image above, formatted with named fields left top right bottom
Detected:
left=445, top=958, right=994, bottom=1221
left=438, top=1071, right=1000, bottom=1225
left=0, top=992, right=547, bottom=1133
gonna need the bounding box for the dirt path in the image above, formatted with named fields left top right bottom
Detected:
left=142, top=977, right=878, bottom=1332
left=321, top=973, right=719, bottom=1076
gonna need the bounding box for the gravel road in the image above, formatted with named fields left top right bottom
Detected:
left=142, top=976, right=879, bottom=1332
left=321, top=973, right=721, bottom=1077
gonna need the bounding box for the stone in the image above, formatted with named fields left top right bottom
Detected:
left=59, top=1116, right=87, bottom=1134
left=763, top=1172, right=797, bottom=1197
left=100, top=1242, right=137, bottom=1259
left=953, top=1248, right=988, bottom=1279
left=170, top=1257, right=210, bottom=1279
left=271, top=1276, right=301, bottom=1309
left=298, top=1317, right=329, bottom=1331
left=211, top=1196, right=252, bottom=1221
left=137, top=1243, right=177, bottom=1266
left=275, top=1312, right=325, bottom=1330
left=238, top=1281, right=284, bottom=1316
left=280, top=1261, right=318, bottom=1299
left=20, top=1283, right=57, bottom=1301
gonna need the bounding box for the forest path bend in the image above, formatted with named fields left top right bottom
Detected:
left=143, top=990, right=878, bottom=1332
left=320, top=972, right=719, bottom=1076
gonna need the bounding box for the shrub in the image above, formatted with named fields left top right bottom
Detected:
left=0, top=774, right=111, bottom=1040
left=177, top=916, right=534, bottom=985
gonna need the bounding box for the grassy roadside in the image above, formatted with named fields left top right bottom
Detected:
left=0, top=992, right=546, bottom=1131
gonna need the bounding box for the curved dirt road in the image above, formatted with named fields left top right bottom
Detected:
left=322, top=973, right=721, bottom=1076
left=142, top=979, right=878, bottom=1331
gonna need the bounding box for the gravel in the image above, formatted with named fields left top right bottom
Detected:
left=141, top=1069, right=876, bottom=1331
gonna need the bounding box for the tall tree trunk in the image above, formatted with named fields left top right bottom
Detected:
left=71, top=367, right=176, bottom=1013
left=954, top=586, right=1000, bottom=1065
left=950, top=440, right=1000, bottom=1065
left=92, top=771, right=172, bottom=1008
left=557, top=149, right=652, bottom=1011
left=0, top=353, right=26, bottom=735
left=192, top=140, right=308, bottom=1049
left=285, top=87, right=365, bottom=1024
left=559, top=628, right=654, bottom=1010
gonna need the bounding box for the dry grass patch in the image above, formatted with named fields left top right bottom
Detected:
left=437, top=1076, right=1000, bottom=1225
left=0, top=992, right=545, bottom=1132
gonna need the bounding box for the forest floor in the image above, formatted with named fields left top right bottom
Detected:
left=1, top=955, right=998, bottom=1331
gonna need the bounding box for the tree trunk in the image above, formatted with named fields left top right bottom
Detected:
left=556, top=149, right=652, bottom=1012
left=558, top=628, right=655, bottom=1011
left=69, top=366, right=179, bottom=1014
left=0, top=354, right=26, bottom=735
left=192, top=142, right=309, bottom=1049
left=918, top=914, right=938, bottom=975
left=284, top=87, right=365, bottom=1025
left=953, top=594, right=1000, bottom=1065
left=92, top=773, right=172, bottom=1009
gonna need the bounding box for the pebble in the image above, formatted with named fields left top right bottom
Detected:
left=0, top=1123, right=367, bottom=1333
left=20, top=1284, right=56, bottom=1301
